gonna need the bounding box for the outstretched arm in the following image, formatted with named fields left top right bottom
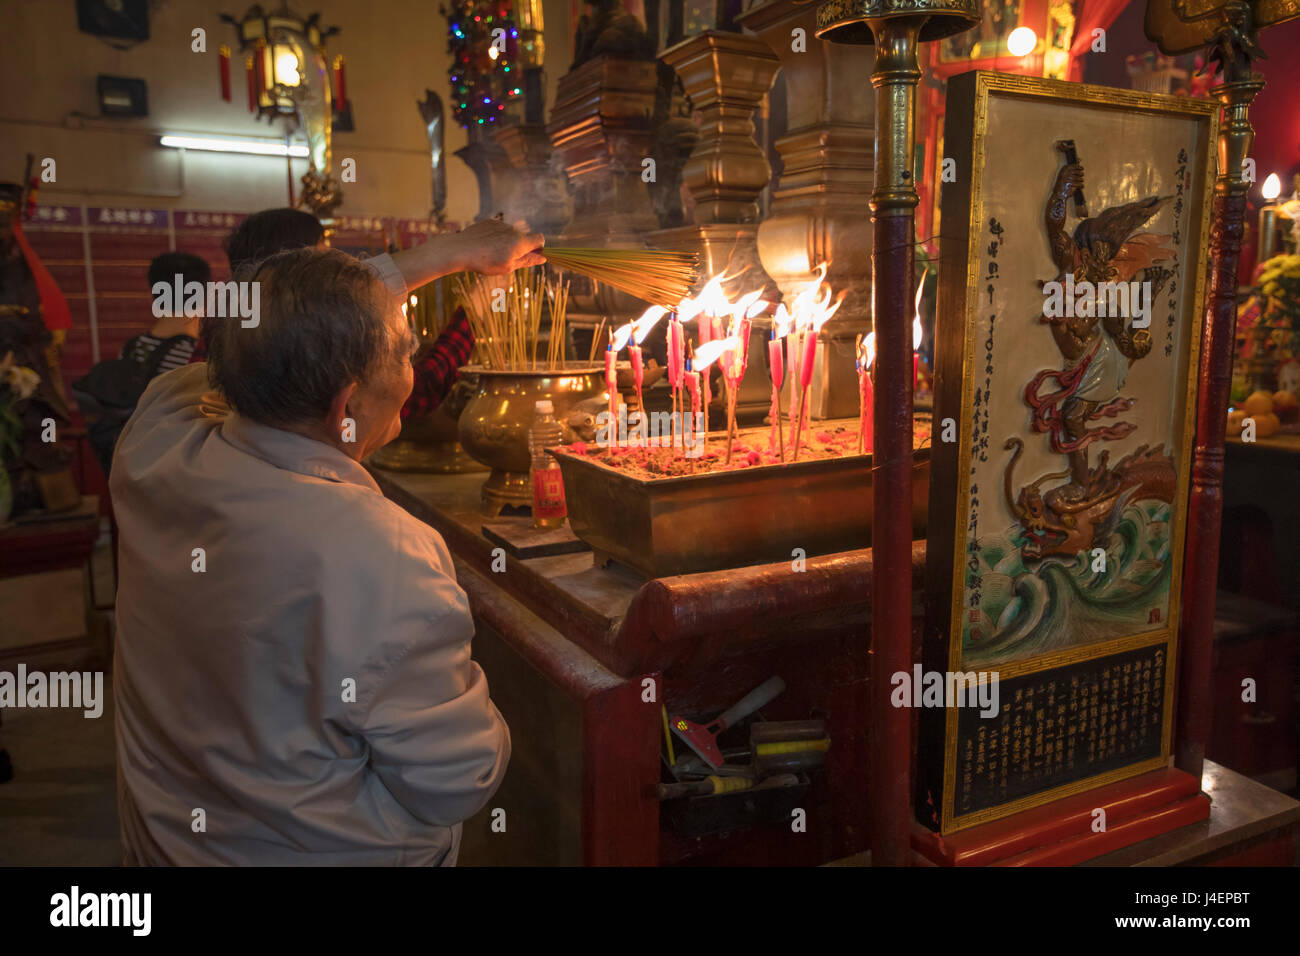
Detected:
left=382, top=219, right=546, bottom=295
left=1046, top=163, right=1083, bottom=274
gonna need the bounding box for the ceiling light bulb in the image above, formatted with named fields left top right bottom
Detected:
left=1007, top=27, right=1037, bottom=57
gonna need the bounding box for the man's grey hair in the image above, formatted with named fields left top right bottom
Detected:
left=205, top=247, right=401, bottom=428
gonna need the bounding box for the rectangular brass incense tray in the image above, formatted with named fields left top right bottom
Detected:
left=551, top=428, right=930, bottom=579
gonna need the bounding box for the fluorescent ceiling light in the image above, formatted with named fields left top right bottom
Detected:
left=160, top=135, right=308, bottom=158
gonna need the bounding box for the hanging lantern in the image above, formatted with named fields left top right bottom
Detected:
left=220, top=3, right=344, bottom=221
left=220, top=3, right=340, bottom=120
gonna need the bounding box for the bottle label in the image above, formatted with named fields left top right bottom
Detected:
left=532, top=467, right=567, bottom=519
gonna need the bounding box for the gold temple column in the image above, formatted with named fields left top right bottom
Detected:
left=546, top=56, right=660, bottom=243
left=654, top=30, right=780, bottom=280
left=547, top=56, right=661, bottom=321
left=654, top=30, right=781, bottom=418
left=740, top=0, right=876, bottom=421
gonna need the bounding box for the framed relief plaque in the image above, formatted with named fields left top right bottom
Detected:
left=918, top=71, right=1217, bottom=834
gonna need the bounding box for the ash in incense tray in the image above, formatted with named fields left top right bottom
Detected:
left=562, top=421, right=933, bottom=480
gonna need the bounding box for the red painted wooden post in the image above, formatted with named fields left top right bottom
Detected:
left=1176, top=73, right=1264, bottom=778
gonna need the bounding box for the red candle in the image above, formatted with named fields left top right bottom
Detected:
left=605, top=345, right=617, bottom=447
left=858, top=333, right=876, bottom=455
left=799, top=325, right=818, bottom=388
left=860, top=368, right=875, bottom=454
left=769, top=335, right=785, bottom=460
left=685, top=368, right=700, bottom=418
left=630, top=343, right=643, bottom=389
left=786, top=331, right=800, bottom=437
left=768, top=335, right=784, bottom=391
left=629, top=343, right=644, bottom=426
left=667, top=317, right=684, bottom=388
left=737, top=316, right=752, bottom=371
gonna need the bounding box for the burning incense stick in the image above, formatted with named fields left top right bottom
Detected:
left=454, top=267, right=572, bottom=371
left=544, top=247, right=698, bottom=309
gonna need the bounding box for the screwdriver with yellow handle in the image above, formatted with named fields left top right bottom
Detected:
left=655, top=773, right=802, bottom=801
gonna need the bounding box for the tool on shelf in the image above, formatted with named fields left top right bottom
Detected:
left=669, top=676, right=786, bottom=770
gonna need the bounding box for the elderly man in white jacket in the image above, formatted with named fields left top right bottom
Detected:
left=111, top=221, right=542, bottom=865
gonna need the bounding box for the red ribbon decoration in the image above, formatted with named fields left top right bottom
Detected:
left=219, top=45, right=232, bottom=102
left=12, top=218, right=72, bottom=331
left=334, top=55, right=347, bottom=112
left=252, top=41, right=266, bottom=105
left=1023, top=343, right=1137, bottom=454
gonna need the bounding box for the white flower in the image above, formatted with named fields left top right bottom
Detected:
left=3, top=364, right=40, bottom=400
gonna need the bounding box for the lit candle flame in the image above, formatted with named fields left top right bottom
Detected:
left=772, top=304, right=795, bottom=339
left=632, top=305, right=668, bottom=344
left=1262, top=173, right=1282, bottom=201
left=731, top=289, right=764, bottom=322
left=913, top=268, right=926, bottom=351
left=785, top=262, right=841, bottom=333
left=693, top=336, right=739, bottom=370
left=610, top=322, right=634, bottom=352
left=859, top=331, right=876, bottom=370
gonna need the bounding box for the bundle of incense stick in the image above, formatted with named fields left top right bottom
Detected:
left=547, top=277, right=570, bottom=369
left=588, top=317, right=608, bottom=363
left=544, top=246, right=698, bottom=309
left=453, top=267, right=571, bottom=370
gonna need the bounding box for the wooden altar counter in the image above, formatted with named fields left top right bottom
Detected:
left=371, top=466, right=925, bottom=866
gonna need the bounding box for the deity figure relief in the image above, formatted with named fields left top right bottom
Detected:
left=1004, top=143, right=1179, bottom=560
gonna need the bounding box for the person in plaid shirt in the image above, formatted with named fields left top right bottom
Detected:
left=198, top=209, right=542, bottom=417
left=402, top=305, right=474, bottom=420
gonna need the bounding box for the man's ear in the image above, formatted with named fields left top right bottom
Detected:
left=328, top=382, right=360, bottom=443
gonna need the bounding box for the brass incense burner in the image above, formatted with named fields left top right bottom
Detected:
left=458, top=364, right=606, bottom=516
left=368, top=376, right=485, bottom=474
